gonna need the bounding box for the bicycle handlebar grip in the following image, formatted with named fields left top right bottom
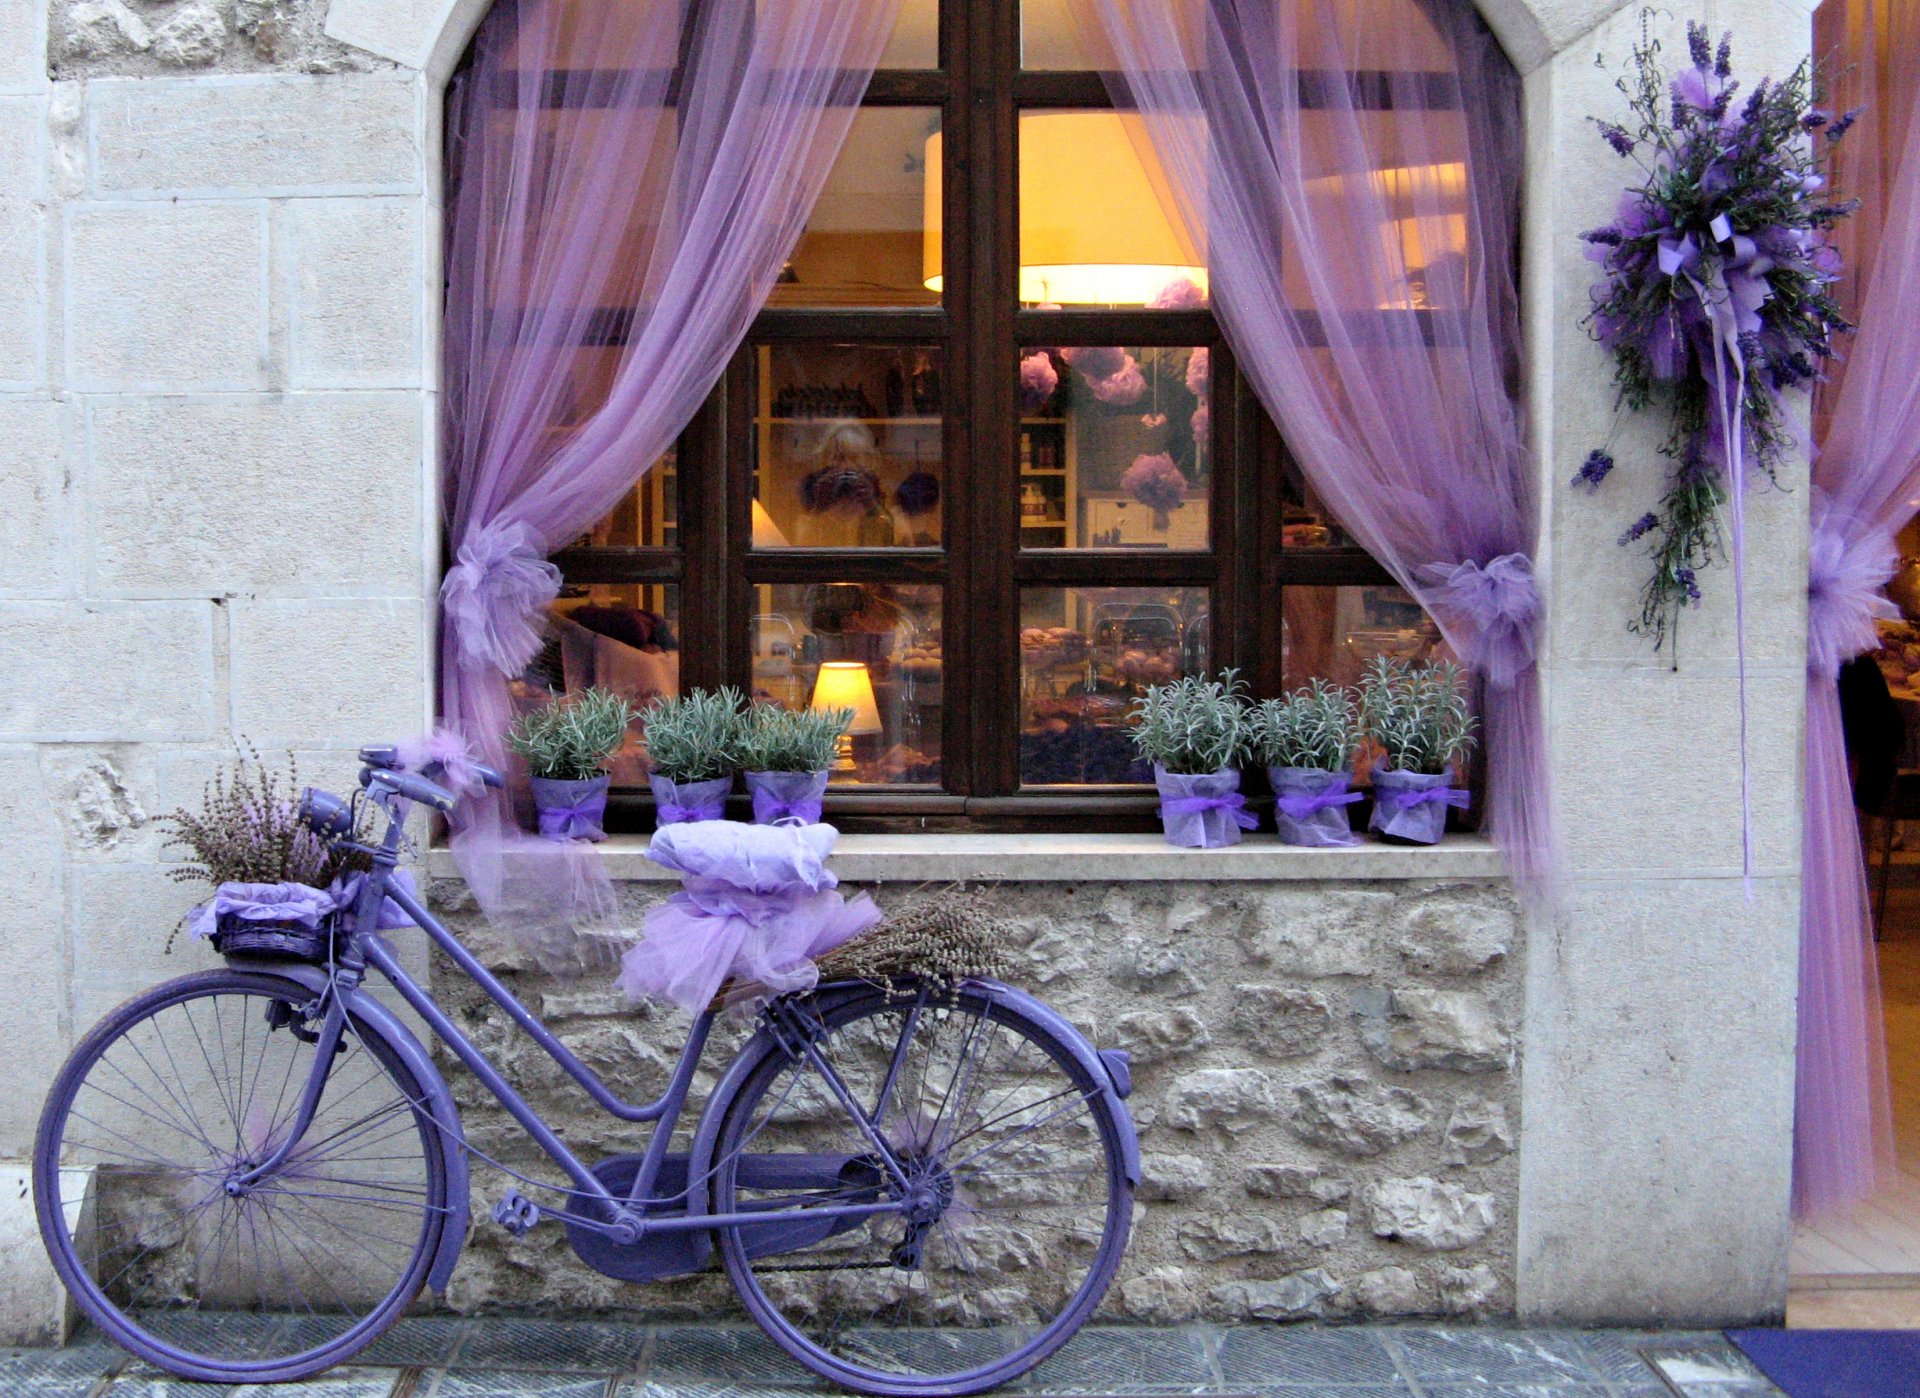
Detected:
left=472, top=762, right=506, bottom=789
left=381, top=770, right=458, bottom=812
left=298, top=787, right=356, bottom=838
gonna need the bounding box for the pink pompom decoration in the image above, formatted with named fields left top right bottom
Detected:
left=1148, top=277, right=1207, bottom=309
left=1122, top=452, right=1188, bottom=513
left=1087, top=359, right=1146, bottom=406
left=1185, top=346, right=1210, bottom=397
left=1019, top=351, right=1059, bottom=413
left=1062, top=344, right=1126, bottom=379
left=1190, top=402, right=1211, bottom=463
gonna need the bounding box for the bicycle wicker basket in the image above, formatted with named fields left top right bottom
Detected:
left=211, top=912, right=342, bottom=963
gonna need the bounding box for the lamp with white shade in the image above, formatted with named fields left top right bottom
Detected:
left=810, top=661, right=884, bottom=772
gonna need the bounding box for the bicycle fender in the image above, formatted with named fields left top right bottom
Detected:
left=238, top=961, right=472, bottom=1293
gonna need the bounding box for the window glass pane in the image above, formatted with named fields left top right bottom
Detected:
left=752, top=583, right=943, bottom=785
left=1020, top=586, right=1209, bottom=784
left=877, top=0, right=938, bottom=68
left=1280, top=584, right=1452, bottom=689
left=517, top=584, right=682, bottom=787
left=753, top=344, right=944, bottom=548
left=570, top=444, right=678, bottom=548
left=1019, top=0, right=1087, bottom=69
left=773, top=107, right=942, bottom=308
left=1015, top=111, right=1205, bottom=306
left=1018, top=346, right=1209, bottom=549
left=1278, top=452, right=1358, bottom=551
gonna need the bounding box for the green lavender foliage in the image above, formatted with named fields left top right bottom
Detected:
left=1128, top=670, right=1252, bottom=775
left=640, top=687, right=748, bottom=783
left=1249, top=679, right=1361, bottom=771
left=509, top=687, right=639, bottom=781
left=1358, top=657, right=1478, bottom=774
left=737, top=703, right=853, bottom=773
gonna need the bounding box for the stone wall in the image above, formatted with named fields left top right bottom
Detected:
left=50, top=0, right=382, bottom=78
left=430, top=876, right=1523, bottom=1322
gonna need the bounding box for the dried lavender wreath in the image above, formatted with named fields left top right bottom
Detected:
left=1577, top=17, right=1855, bottom=649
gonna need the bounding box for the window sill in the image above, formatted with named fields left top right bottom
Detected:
left=427, top=833, right=1503, bottom=884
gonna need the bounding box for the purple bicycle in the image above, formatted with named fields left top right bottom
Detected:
left=33, top=746, right=1138, bottom=1395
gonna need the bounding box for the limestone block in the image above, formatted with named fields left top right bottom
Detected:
left=1444, top=1097, right=1516, bottom=1165
left=1211, top=1269, right=1340, bottom=1320
left=0, top=0, right=51, bottom=89
left=1244, top=1163, right=1349, bottom=1203
left=0, top=398, right=71, bottom=594
left=1242, top=887, right=1393, bottom=976
left=1437, top=1260, right=1503, bottom=1314
left=151, top=2, right=228, bottom=66
left=1393, top=890, right=1514, bottom=974
left=1161, top=1068, right=1276, bottom=1134
left=289, top=196, right=423, bottom=388
left=0, top=750, right=69, bottom=1154
left=1113, top=1006, right=1210, bottom=1064
left=1288, top=1074, right=1432, bottom=1156
left=70, top=862, right=206, bottom=1029
left=229, top=597, right=427, bottom=746
left=1118, top=1265, right=1200, bottom=1323
left=1177, top=1213, right=1293, bottom=1262
left=0, top=99, right=46, bottom=390
left=66, top=202, right=267, bottom=391
left=1139, top=1152, right=1213, bottom=1202
left=89, top=393, right=422, bottom=596
left=1108, top=933, right=1198, bottom=993
left=0, top=602, right=215, bottom=740
left=1228, top=983, right=1334, bottom=1056
left=0, top=1163, right=85, bottom=1344
left=1366, top=1177, right=1497, bottom=1251
left=1298, top=1207, right=1348, bottom=1248
left=42, top=745, right=156, bottom=859
left=87, top=73, right=419, bottom=197
left=1351, top=987, right=1513, bottom=1073
left=324, top=0, right=463, bottom=70
left=1347, top=1265, right=1427, bottom=1316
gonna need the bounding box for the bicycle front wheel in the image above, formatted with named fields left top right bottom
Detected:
left=34, top=969, right=450, bottom=1384
left=710, top=980, right=1133, bottom=1397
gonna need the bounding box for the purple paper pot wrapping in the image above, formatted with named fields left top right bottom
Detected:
left=650, top=774, right=731, bottom=826
left=1269, top=767, right=1364, bottom=847
left=531, top=775, right=610, bottom=842
left=1368, top=766, right=1469, bottom=845
left=745, top=770, right=829, bottom=826
left=1154, top=765, right=1257, bottom=848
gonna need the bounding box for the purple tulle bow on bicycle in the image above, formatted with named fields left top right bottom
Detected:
left=615, top=821, right=881, bottom=1012
left=187, top=871, right=420, bottom=940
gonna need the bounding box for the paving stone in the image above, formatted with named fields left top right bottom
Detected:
left=643, top=1326, right=818, bottom=1383
left=0, top=1341, right=121, bottom=1397
left=1215, top=1325, right=1401, bottom=1386
left=1386, top=1328, right=1598, bottom=1385
left=433, top=1373, right=611, bottom=1398
left=454, top=1318, right=646, bottom=1372
left=1020, top=1326, right=1214, bottom=1393
left=230, top=1368, right=398, bottom=1396
left=1417, top=1386, right=1616, bottom=1397
left=355, top=1315, right=471, bottom=1367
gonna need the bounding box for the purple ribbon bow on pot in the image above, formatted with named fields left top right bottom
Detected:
left=1162, top=793, right=1259, bottom=826
left=538, top=799, right=605, bottom=840
left=659, top=798, right=725, bottom=824
left=1374, top=784, right=1471, bottom=815
left=1274, top=787, right=1364, bottom=819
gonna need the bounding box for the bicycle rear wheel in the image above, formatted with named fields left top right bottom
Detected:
left=34, top=969, right=449, bottom=1384
left=710, top=980, right=1132, bottom=1396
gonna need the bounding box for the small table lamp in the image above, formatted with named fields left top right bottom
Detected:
left=810, top=661, right=884, bottom=772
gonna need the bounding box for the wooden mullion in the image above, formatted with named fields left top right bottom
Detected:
left=864, top=70, right=951, bottom=105
left=1265, top=550, right=1401, bottom=587
left=1011, top=71, right=1112, bottom=107
left=1015, top=308, right=1218, bottom=345
left=1012, top=551, right=1217, bottom=585
left=749, top=308, right=947, bottom=342
left=1209, top=334, right=1243, bottom=684
left=549, top=547, right=682, bottom=583
left=718, top=349, right=753, bottom=695
left=743, top=550, right=948, bottom=584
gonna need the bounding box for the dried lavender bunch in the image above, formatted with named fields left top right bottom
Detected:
left=1127, top=670, right=1251, bottom=775
left=813, top=888, right=1015, bottom=996
left=641, top=687, right=748, bottom=783
left=1249, top=680, right=1361, bottom=771
left=509, top=687, right=638, bottom=781
left=737, top=703, right=852, bottom=773
left=1358, top=657, right=1478, bottom=775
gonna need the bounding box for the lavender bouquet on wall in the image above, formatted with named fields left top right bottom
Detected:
left=1578, top=17, right=1854, bottom=648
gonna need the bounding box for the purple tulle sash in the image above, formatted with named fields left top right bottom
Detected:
left=1806, top=496, right=1899, bottom=678
left=439, top=521, right=562, bottom=678
left=1416, top=553, right=1541, bottom=691
left=1373, top=784, right=1471, bottom=814
left=1275, top=787, right=1363, bottom=818
left=615, top=821, right=881, bottom=1011
left=650, top=775, right=732, bottom=826
left=188, top=871, right=420, bottom=940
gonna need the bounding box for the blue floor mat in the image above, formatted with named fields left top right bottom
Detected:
left=1727, top=1327, right=1920, bottom=1397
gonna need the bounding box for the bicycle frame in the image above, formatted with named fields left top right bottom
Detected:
left=249, top=793, right=915, bottom=1259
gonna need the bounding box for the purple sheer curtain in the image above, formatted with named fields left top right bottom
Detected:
left=1064, top=0, right=1551, bottom=890
left=1794, top=0, right=1920, bottom=1216
left=439, top=0, right=899, bottom=940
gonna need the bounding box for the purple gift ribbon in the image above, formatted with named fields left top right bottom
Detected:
left=1374, top=784, right=1471, bottom=816
left=658, top=799, right=725, bottom=825
left=752, top=794, right=823, bottom=827
left=1161, top=792, right=1260, bottom=830
left=538, top=799, right=604, bottom=839
left=1276, top=788, right=1364, bottom=819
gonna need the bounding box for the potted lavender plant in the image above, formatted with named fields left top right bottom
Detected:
left=508, top=687, right=637, bottom=842
left=738, top=704, right=851, bottom=826
left=641, top=687, right=746, bottom=825
left=1251, top=680, right=1364, bottom=847
left=1128, top=671, right=1256, bottom=848
left=1358, top=657, right=1477, bottom=845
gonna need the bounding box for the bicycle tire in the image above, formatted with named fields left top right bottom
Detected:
left=34, top=968, right=450, bottom=1384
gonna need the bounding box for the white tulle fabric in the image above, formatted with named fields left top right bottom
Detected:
left=614, top=822, right=881, bottom=1012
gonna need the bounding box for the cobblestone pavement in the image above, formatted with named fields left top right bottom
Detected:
left=0, top=1319, right=1785, bottom=1397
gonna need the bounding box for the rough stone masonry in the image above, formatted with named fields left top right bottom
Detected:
left=429, top=875, right=1522, bottom=1322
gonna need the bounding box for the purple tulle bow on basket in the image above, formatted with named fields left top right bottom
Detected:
left=440, top=521, right=563, bottom=677
left=187, top=871, right=420, bottom=940
left=1415, top=553, right=1541, bottom=690
left=615, top=821, right=881, bottom=1012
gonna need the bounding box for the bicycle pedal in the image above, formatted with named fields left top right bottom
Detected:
left=491, top=1192, right=540, bottom=1236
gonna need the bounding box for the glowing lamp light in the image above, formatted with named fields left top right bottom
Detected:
left=810, top=661, right=883, bottom=771
left=751, top=497, right=791, bottom=549
left=923, top=112, right=1207, bottom=305
left=1303, top=162, right=1470, bottom=309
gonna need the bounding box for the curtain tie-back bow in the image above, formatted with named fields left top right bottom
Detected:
left=440, top=520, right=562, bottom=677
left=1807, top=499, right=1899, bottom=679
left=1415, top=553, right=1541, bottom=689
left=1161, top=792, right=1259, bottom=829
